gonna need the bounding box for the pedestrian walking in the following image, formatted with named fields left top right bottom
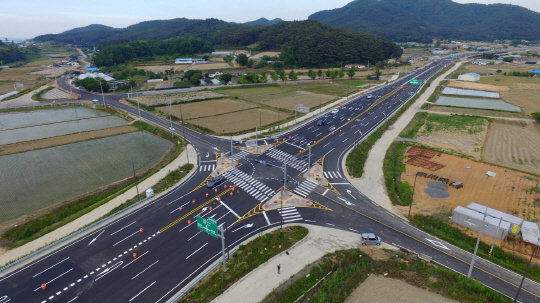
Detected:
left=277, top=264, right=281, bottom=274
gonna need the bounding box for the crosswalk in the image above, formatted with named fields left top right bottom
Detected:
left=199, top=164, right=216, bottom=171
left=266, top=149, right=308, bottom=171
left=293, top=179, right=318, bottom=197
left=278, top=206, right=302, bottom=223
left=323, top=171, right=342, bottom=179
left=222, top=168, right=274, bottom=202
left=230, top=151, right=250, bottom=162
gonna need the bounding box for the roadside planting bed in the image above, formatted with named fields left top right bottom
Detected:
left=0, top=131, right=171, bottom=224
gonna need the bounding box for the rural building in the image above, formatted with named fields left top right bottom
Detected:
left=209, top=71, right=222, bottom=78
left=85, top=67, right=100, bottom=72
left=471, top=60, right=487, bottom=65
left=452, top=206, right=511, bottom=240
left=458, top=73, right=480, bottom=82
left=530, top=70, right=540, bottom=76
left=175, top=58, right=193, bottom=64
left=234, top=50, right=251, bottom=57
left=344, top=64, right=365, bottom=69
left=211, top=79, right=221, bottom=85
left=211, top=51, right=235, bottom=56
left=408, top=54, right=422, bottom=62
left=193, top=59, right=206, bottom=63
left=432, top=51, right=445, bottom=55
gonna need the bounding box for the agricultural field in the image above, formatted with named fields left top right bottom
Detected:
left=500, top=90, right=540, bottom=115
left=155, top=98, right=257, bottom=120
left=435, top=96, right=521, bottom=112
left=484, top=122, right=540, bottom=175
left=248, top=90, right=335, bottom=111
left=0, top=80, right=43, bottom=95
left=447, top=81, right=509, bottom=92
left=399, top=149, right=540, bottom=223
left=0, top=131, right=172, bottom=224
left=336, top=80, right=368, bottom=86
left=188, top=63, right=230, bottom=70
left=189, top=108, right=291, bottom=134
left=427, top=105, right=527, bottom=119
left=0, top=66, right=44, bottom=81
left=411, top=114, right=488, bottom=159
left=0, top=107, right=109, bottom=129
left=135, top=90, right=225, bottom=106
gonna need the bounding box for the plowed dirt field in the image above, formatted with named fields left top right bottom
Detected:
left=156, top=98, right=257, bottom=120
left=189, top=108, right=292, bottom=134
left=447, top=81, right=509, bottom=92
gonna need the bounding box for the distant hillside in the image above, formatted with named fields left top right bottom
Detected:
left=92, top=20, right=401, bottom=68
left=309, top=0, right=540, bottom=42
left=243, top=18, right=284, bottom=26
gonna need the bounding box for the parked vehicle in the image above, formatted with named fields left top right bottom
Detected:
left=207, top=176, right=224, bottom=188
left=360, top=233, right=381, bottom=245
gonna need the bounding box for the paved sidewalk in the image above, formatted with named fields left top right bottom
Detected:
left=340, top=62, right=463, bottom=217
left=0, top=145, right=197, bottom=267
left=213, top=224, right=396, bottom=303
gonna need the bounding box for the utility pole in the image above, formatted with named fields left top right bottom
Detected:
left=132, top=162, right=140, bottom=201
left=294, top=105, right=297, bottom=125
left=256, top=126, right=259, bottom=154
left=281, top=159, right=287, bottom=230
left=180, top=102, right=189, bottom=165
left=168, top=97, right=174, bottom=137
left=407, top=172, right=419, bottom=217
left=308, top=144, right=312, bottom=169
left=489, top=217, right=503, bottom=257
left=99, top=81, right=106, bottom=108
left=319, top=96, right=322, bottom=113
left=230, top=135, right=233, bottom=157
left=219, top=225, right=227, bottom=272
left=514, top=238, right=540, bottom=302
left=468, top=205, right=489, bottom=278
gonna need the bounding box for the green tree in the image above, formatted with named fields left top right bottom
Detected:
left=532, top=112, right=540, bottom=122
left=338, top=69, right=345, bottom=79
left=289, top=70, right=298, bottom=81
left=496, top=69, right=502, bottom=74
left=279, top=71, right=287, bottom=82
left=347, top=68, right=356, bottom=79
left=223, top=55, right=234, bottom=63
left=250, top=73, right=259, bottom=83
left=503, top=56, right=514, bottom=62
left=325, top=70, right=330, bottom=78
left=189, top=73, right=201, bottom=86
left=238, top=75, right=248, bottom=84
left=271, top=71, right=279, bottom=82
left=317, top=69, right=323, bottom=79
left=329, top=70, right=338, bottom=80
left=219, top=73, right=233, bottom=84
left=373, top=67, right=382, bottom=79
left=246, top=59, right=255, bottom=68
left=307, top=70, right=316, bottom=80
left=236, top=53, right=248, bottom=66
left=260, top=72, right=268, bottom=83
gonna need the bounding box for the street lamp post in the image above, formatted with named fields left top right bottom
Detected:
left=406, top=172, right=419, bottom=217
left=179, top=102, right=189, bottom=165
left=468, top=205, right=489, bottom=278
left=514, top=238, right=540, bottom=302
left=281, top=159, right=287, bottom=230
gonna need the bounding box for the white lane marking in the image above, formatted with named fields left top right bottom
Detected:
left=186, top=243, right=208, bottom=259
left=188, top=231, right=202, bottom=241
left=132, top=260, right=159, bottom=280
left=285, top=141, right=303, bottom=149
left=88, top=230, right=105, bottom=246
left=426, top=238, right=450, bottom=250
left=129, top=281, right=156, bottom=302
left=263, top=211, right=271, bottom=225
left=304, top=220, right=316, bottom=222
left=34, top=268, right=73, bottom=291
left=329, top=183, right=349, bottom=185
left=322, top=189, right=329, bottom=196
left=349, top=228, right=359, bottom=232
left=122, top=251, right=149, bottom=269
left=219, top=201, right=240, bottom=219
left=113, top=231, right=140, bottom=246
left=32, top=257, right=70, bottom=278
left=325, top=223, right=335, bottom=226
left=232, top=224, right=254, bottom=233
left=66, top=297, right=78, bottom=303
left=96, top=261, right=123, bottom=281
left=110, top=222, right=136, bottom=236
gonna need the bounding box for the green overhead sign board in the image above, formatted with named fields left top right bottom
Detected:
left=410, top=79, right=420, bottom=85
left=451, top=54, right=458, bottom=58
left=197, top=216, right=218, bottom=238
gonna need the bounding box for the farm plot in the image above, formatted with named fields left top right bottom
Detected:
left=427, top=105, right=527, bottom=119
left=155, top=98, right=257, bottom=120
left=135, top=91, right=226, bottom=106
left=0, top=107, right=109, bottom=130
left=399, top=149, right=540, bottom=223
left=447, top=81, right=509, bottom=92
left=188, top=63, right=230, bottom=70
left=441, top=87, right=500, bottom=98
left=251, top=90, right=335, bottom=111
left=484, top=122, right=540, bottom=175
left=500, top=90, right=540, bottom=115
left=0, top=80, right=43, bottom=95
left=435, top=96, right=521, bottom=112
left=0, top=115, right=127, bottom=145
left=478, top=75, right=540, bottom=88
left=189, top=108, right=292, bottom=134
left=0, top=131, right=171, bottom=224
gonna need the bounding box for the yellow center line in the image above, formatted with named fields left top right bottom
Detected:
left=159, top=188, right=232, bottom=233
left=313, top=191, right=540, bottom=298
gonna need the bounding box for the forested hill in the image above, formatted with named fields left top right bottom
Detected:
left=243, top=18, right=284, bottom=26
left=92, top=20, right=402, bottom=68
left=309, top=0, right=540, bottom=42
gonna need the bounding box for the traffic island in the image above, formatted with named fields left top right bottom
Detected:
left=262, top=189, right=313, bottom=210
left=303, top=164, right=328, bottom=186
left=238, top=143, right=273, bottom=155
left=211, top=154, right=236, bottom=177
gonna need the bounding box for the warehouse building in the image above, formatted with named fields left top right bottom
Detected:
left=458, top=72, right=480, bottom=82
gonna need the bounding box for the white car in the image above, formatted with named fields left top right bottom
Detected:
left=331, top=108, right=339, bottom=114
left=367, top=94, right=373, bottom=99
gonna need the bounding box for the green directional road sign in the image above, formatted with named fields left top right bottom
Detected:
left=410, top=79, right=420, bottom=85
left=197, top=216, right=219, bottom=238
left=451, top=54, right=457, bottom=58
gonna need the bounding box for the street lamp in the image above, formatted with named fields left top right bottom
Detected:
left=405, top=172, right=420, bottom=217
left=514, top=238, right=540, bottom=302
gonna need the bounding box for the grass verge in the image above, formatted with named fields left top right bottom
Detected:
left=345, top=63, right=455, bottom=177
left=179, top=226, right=308, bottom=302
left=411, top=214, right=540, bottom=284
left=0, top=119, right=184, bottom=249
left=30, top=86, right=54, bottom=101
left=263, top=248, right=511, bottom=303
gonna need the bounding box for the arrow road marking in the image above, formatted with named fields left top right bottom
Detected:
left=338, top=197, right=355, bottom=206
left=88, top=230, right=105, bottom=246
left=346, top=189, right=357, bottom=200
left=206, top=152, right=209, bottom=158
left=232, top=224, right=254, bottom=232
left=426, top=238, right=450, bottom=250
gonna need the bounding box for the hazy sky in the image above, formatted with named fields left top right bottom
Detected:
left=2, top=0, right=540, bottom=39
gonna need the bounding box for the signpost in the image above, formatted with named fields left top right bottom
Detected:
left=410, top=79, right=420, bottom=85
left=196, top=216, right=227, bottom=271
left=451, top=54, right=457, bottom=58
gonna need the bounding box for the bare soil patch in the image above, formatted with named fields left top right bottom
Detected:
left=255, top=90, right=335, bottom=111
left=345, top=275, right=458, bottom=303
left=189, top=108, right=292, bottom=134
left=0, top=80, right=43, bottom=95
left=427, top=105, right=528, bottom=119
left=250, top=51, right=280, bottom=59
left=484, top=122, right=540, bottom=175
left=0, top=126, right=138, bottom=156
left=136, top=90, right=225, bottom=106
left=447, top=81, right=509, bottom=92
left=399, top=149, right=540, bottom=223
left=155, top=98, right=257, bottom=120
left=0, top=67, right=43, bottom=81
left=478, top=75, right=540, bottom=88
left=188, top=63, right=230, bottom=70
left=501, top=90, right=540, bottom=115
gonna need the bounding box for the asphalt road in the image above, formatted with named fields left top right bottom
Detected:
left=1, top=55, right=539, bottom=303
